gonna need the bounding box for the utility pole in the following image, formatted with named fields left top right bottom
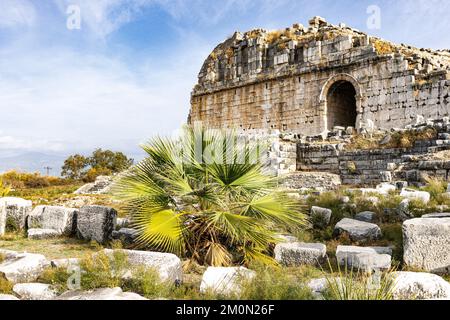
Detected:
left=43, top=166, right=52, bottom=176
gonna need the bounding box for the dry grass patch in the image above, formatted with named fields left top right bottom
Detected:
left=0, top=235, right=99, bottom=260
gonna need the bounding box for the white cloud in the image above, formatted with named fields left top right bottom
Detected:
left=0, top=134, right=64, bottom=152
left=53, top=0, right=155, bottom=38
left=0, top=0, right=37, bottom=29
left=0, top=33, right=209, bottom=154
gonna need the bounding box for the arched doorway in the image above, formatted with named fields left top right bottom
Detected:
left=319, top=74, right=362, bottom=133
left=326, top=80, right=357, bottom=130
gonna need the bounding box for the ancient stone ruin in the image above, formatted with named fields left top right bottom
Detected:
left=189, top=16, right=450, bottom=135
left=189, top=17, right=450, bottom=186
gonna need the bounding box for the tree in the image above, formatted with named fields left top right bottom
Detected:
left=61, top=154, right=89, bottom=180
left=61, top=149, right=133, bottom=181
left=113, top=126, right=307, bottom=267
left=89, top=149, right=133, bottom=172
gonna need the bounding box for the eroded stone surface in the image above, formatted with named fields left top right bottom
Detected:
left=403, top=218, right=450, bottom=273
left=334, top=218, right=382, bottom=241
left=392, top=272, right=450, bottom=300
left=102, top=249, right=182, bottom=283
left=336, top=245, right=392, bottom=271
left=190, top=18, right=450, bottom=137
left=13, top=283, right=57, bottom=300
left=0, top=294, right=19, bottom=300
left=27, top=228, right=60, bottom=240
left=27, top=205, right=77, bottom=235
left=0, top=251, right=50, bottom=283
left=0, top=197, right=32, bottom=230
left=200, top=267, right=256, bottom=296
left=274, top=242, right=327, bottom=266
left=355, top=211, right=376, bottom=223
left=77, top=205, right=117, bottom=244
left=55, top=287, right=147, bottom=300
left=310, top=206, right=332, bottom=228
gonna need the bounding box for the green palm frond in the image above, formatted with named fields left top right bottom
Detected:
left=113, top=125, right=307, bottom=266
left=134, top=209, right=185, bottom=254
left=243, top=193, right=307, bottom=230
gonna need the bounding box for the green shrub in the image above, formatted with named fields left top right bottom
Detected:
left=380, top=223, right=403, bottom=264
left=307, top=191, right=351, bottom=225
left=1, top=170, right=70, bottom=189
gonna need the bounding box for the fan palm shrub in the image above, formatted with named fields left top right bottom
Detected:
left=113, top=125, right=307, bottom=266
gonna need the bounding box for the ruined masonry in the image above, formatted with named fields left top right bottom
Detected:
left=189, top=17, right=450, bottom=184
left=190, top=16, right=450, bottom=134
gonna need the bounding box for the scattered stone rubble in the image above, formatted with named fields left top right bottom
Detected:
left=274, top=242, right=327, bottom=266
left=74, top=176, right=113, bottom=195
left=76, top=205, right=117, bottom=244
left=200, top=267, right=256, bottom=296
left=333, top=218, right=382, bottom=241
left=403, top=218, right=450, bottom=273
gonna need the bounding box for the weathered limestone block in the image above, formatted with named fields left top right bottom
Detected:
left=311, top=206, right=332, bottom=228
left=77, top=205, right=117, bottom=243
left=336, top=246, right=392, bottom=271
left=392, top=272, right=450, bottom=300
left=55, top=287, right=148, bottom=300
left=74, top=176, right=113, bottom=195
left=27, top=205, right=77, bottom=235
left=0, top=197, right=32, bottom=230
left=281, top=172, right=341, bottom=191
left=200, top=267, right=256, bottom=296
left=421, top=213, right=450, bottom=218
left=0, top=294, right=19, bottom=300
left=400, top=189, right=431, bottom=204
left=116, top=217, right=131, bottom=229
left=102, top=249, right=182, bottom=283
left=403, top=218, right=450, bottom=273
left=0, top=251, right=50, bottom=283
left=355, top=211, right=376, bottom=222
left=112, top=228, right=138, bottom=244
left=13, top=283, right=57, bottom=300
left=50, top=258, right=80, bottom=269
left=274, top=242, right=327, bottom=266
left=27, top=228, right=60, bottom=240
left=276, top=234, right=298, bottom=243
left=333, top=218, right=382, bottom=241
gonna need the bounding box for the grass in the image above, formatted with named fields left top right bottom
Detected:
left=239, top=263, right=315, bottom=300
left=322, top=266, right=396, bottom=300
left=37, top=248, right=325, bottom=300
left=345, top=127, right=438, bottom=151
left=0, top=276, right=13, bottom=294
left=0, top=234, right=99, bottom=260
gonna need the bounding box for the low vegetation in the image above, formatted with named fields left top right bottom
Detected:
left=345, top=127, right=437, bottom=151
left=0, top=276, right=13, bottom=294
left=322, top=263, right=396, bottom=300
left=61, top=148, right=133, bottom=182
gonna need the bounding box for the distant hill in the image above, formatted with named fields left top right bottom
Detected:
left=0, top=151, right=66, bottom=176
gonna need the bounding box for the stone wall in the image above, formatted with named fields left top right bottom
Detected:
left=189, top=17, right=450, bottom=136
left=296, top=126, right=450, bottom=186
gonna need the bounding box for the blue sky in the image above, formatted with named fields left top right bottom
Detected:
left=0, top=0, right=449, bottom=160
